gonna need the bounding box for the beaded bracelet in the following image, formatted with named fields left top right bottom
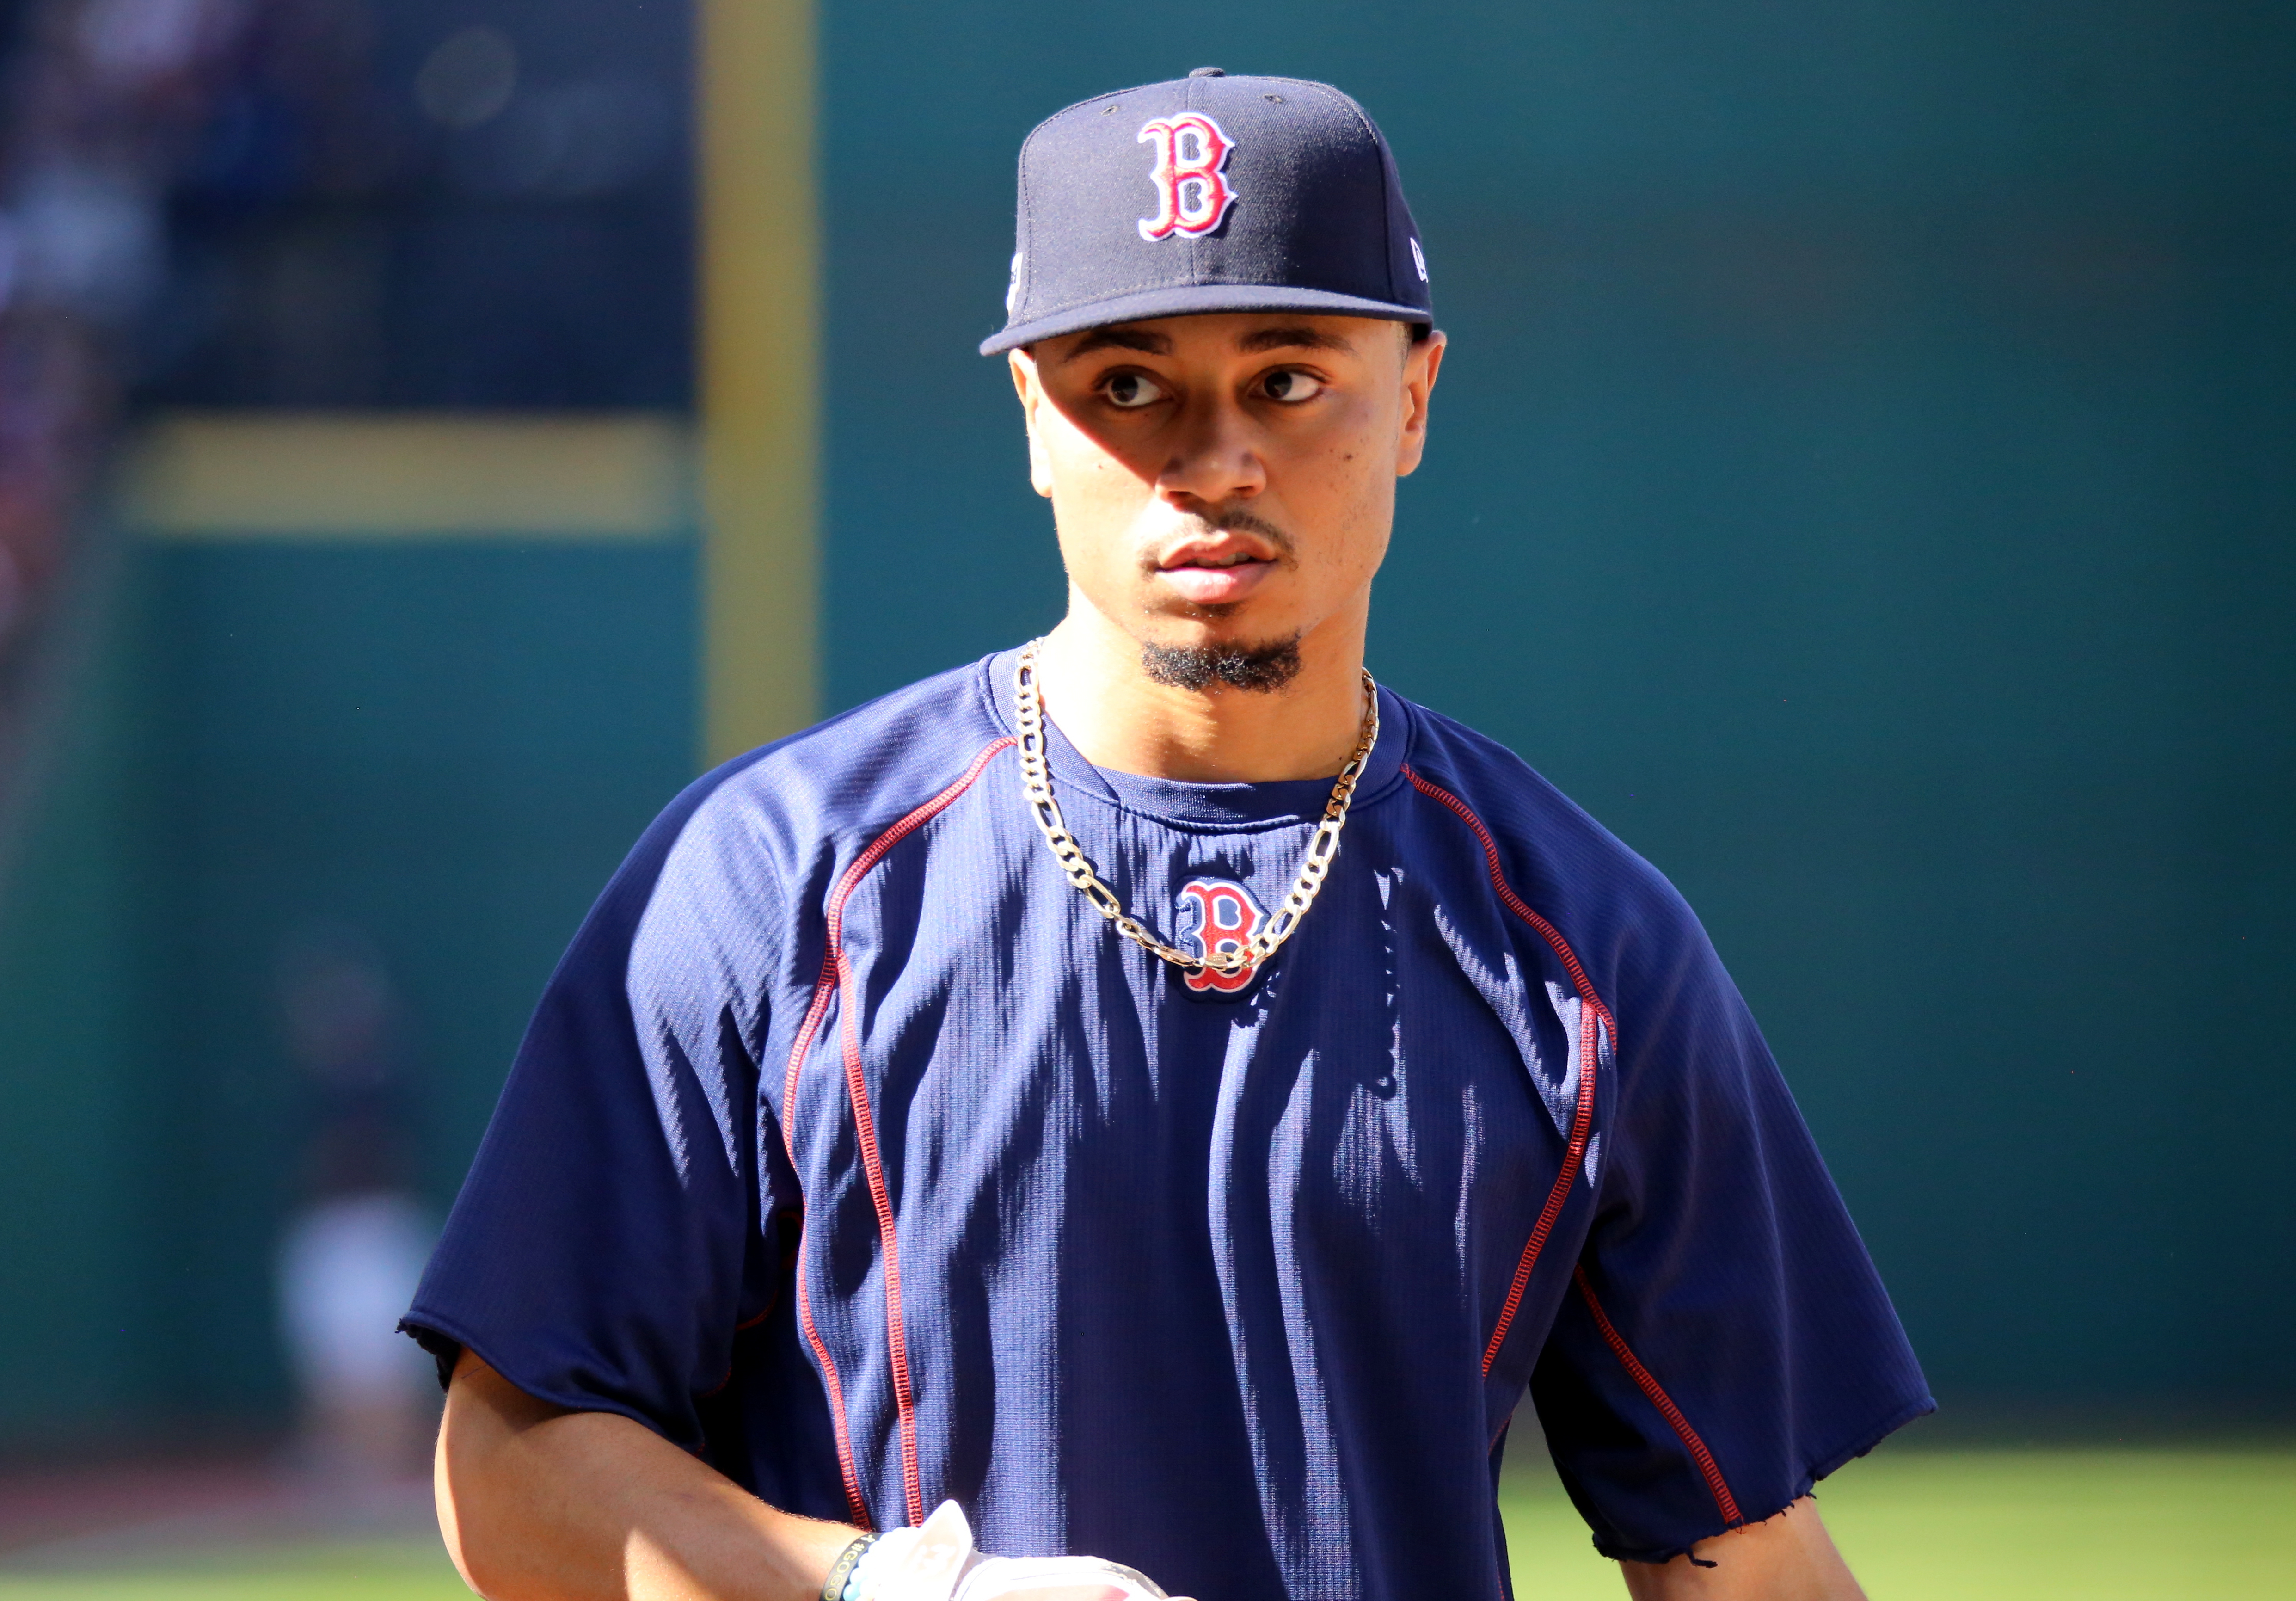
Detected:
left=820, top=1533, right=878, bottom=1601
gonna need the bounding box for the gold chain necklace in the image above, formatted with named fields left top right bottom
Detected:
left=1013, top=639, right=1380, bottom=978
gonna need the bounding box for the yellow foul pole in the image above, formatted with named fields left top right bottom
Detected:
left=699, top=0, right=819, bottom=765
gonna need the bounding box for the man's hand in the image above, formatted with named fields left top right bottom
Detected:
left=1619, top=1497, right=1865, bottom=1601
left=437, top=1350, right=859, bottom=1601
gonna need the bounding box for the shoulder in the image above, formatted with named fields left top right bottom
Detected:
left=1391, top=699, right=1716, bottom=1009
left=579, top=659, right=1009, bottom=956
left=1393, top=702, right=1772, bottom=1121
left=1394, top=700, right=1687, bottom=930
left=670, top=655, right=1012, bottom=879
left=603, top=658, right=1012, bottom=1018
left=645, top=658, right=1019, bottom=951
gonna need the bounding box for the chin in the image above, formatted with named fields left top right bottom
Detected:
left=1136, top=629, right=1305, bottom=695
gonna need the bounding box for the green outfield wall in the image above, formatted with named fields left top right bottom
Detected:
left=0, top=0, right=2289, bottom=1446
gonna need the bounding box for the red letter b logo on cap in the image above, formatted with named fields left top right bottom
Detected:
left=1138, top=114, right=1238, bottom=241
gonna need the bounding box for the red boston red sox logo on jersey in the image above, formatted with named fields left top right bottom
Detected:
left=1137, top=114, right=1238, bottom=241
left=1174, top=877, right=1264, bottom=992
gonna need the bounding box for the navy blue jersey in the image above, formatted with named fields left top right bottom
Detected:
left=405, top=649, right=1930, bottom=1596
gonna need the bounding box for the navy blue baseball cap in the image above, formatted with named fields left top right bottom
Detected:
left=981, top=68, right=1432, bottom=356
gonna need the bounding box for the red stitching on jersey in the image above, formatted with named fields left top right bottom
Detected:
left=1573, top=1265, right=1743, bottom=1526
left=781, top=736, right=1014, bottom=1531
left=785, top=948, right=841, bottom=1145
left=790, top=1229, right=868, bottom=1525
left=784, top=961, right=867, bottom=1521
left=735, top=1291, right=779, bottom=1332
left=1400, top=765, right=1612, bottom=1377
left=1401, top=767, right=1615, bottom=1032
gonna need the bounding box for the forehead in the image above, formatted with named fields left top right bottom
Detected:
left=1042, top=311, right=1395, bottom=365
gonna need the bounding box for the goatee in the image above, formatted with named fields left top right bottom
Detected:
left=1139, top=635, right=1303, bottom=693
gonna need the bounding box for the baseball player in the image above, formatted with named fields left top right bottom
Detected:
left=404, top=69, right=1930, bottom=1601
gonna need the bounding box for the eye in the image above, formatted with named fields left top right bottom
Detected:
left=1102, top=371, right=1167, bottom=409
left=1260, top=369, right=1326, bottom=403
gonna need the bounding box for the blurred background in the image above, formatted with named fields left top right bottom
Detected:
left=0, top=0, right=2288, bottom=1596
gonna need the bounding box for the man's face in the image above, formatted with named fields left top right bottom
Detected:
left=1010, top=312, right=1443, bottom=689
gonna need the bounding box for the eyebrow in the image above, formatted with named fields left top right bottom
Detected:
left=1054, top=322, right=1359, bottom=364
left=1058, top=327, right=1172, bottom=362
left=1235, top=325, right=1356, bottom=354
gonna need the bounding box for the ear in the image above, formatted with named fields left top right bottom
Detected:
left=1394, top=330, right=1446, bottom=479
left=1009, top=349, right=1056, bottom=499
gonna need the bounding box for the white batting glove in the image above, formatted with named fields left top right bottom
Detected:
left=859, top=1502, right=1173, bottom=1601
left=953, top=1554, right=1168, bottom=1601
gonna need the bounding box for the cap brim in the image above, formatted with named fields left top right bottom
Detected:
left=980, top=283, right=1431, bottom=356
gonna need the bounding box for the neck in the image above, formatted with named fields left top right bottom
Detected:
left=1032, top=598, right=1370, bottom=783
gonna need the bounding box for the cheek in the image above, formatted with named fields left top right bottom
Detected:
left=1334, top=406, right=1402, bottom=552
left=1048, top=422, right=1155, bottom=521
left=1318, top=495, right=1392, bottom=594
left=1044, top=434, right=1151, bottom=587
left=1287, top=426, right=1395, bottom=575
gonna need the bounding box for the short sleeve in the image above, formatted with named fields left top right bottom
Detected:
left=400, top=764, right=799, bottom=1457
left=1529, top=889, right=1933, bottom=1564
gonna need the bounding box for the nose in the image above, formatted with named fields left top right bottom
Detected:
left=1154, top=392, right=1265, bottom=509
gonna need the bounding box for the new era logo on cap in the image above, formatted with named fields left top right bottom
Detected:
left=982, top=68, right=1431, bottom=355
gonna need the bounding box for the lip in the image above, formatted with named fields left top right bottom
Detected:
left=1157, top=559, right=1275, bottom=605
left=1153, top=533, right=1278, bottom=607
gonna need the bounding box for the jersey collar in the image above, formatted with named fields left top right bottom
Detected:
left=980, top=647, right=1409, bottom=830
